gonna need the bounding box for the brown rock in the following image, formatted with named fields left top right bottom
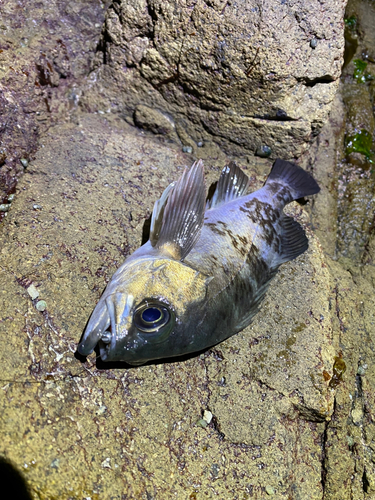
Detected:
left=134, top=104, right=177, bottom=137
left=0, top=113, right=334, bottom=499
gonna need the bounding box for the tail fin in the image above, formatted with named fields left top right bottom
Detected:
left=266, top=159, right=320, bottom=201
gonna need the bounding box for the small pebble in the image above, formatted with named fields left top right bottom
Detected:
left=0, top=204, right=10, bottom=212
left=50, top=458, right=60, bottom=469
left=101, top=457, right=111, bottom=469
left=203, top=410, right=213, bottom=424
left=33, top=204, right=42, bottom=210
left=197, top=141, right=204, bottom=147
left=96, top=405, right=107, bottom=415
left=310, top=38, right=318, bottom=49
left=36, top=300, right=47, bottom=312
left=357, top=364, right=368, bottom=376
left=27, top=284, right=39, bottom=300
left=182, top=145, right=193, bottom=154
left=265, top=485, right=275, bottom=495
left=276, top=109, right=288, bottom=120
left=20, top=158, right=28, bottom=168
left=255, top=145, right=272, bottom=158
left=7, top=194, right=14, bottom=202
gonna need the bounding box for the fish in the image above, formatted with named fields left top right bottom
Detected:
left=77, top=159, right=320, bottom=365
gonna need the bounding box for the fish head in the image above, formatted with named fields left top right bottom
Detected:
left=78, top=258, right=209, bottom=365
left=78, top=159, right=210, bottom=364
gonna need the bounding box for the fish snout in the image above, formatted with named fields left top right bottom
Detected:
left=77, top=297, right=110, bottom=356
left=78, top=293, right=134, bottom=357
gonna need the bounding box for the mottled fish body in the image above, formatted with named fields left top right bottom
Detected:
left=78, top=159, right=320, bottom=365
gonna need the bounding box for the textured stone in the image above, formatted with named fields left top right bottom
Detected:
left=0, top=113, right=334, bottom=499
left=134, top=104, right=177, bottom=137
left=84, top=0, right=346, bottom=158
left=0, top=0, right=110, bottom=199
left=1, top=1, right=375, bottom=499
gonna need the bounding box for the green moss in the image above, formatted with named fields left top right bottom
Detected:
left=353, top=59, right=373, bottom=83
left=344, top=16, right=357, bottom=30
left=345, top=129, right=373, bottom=162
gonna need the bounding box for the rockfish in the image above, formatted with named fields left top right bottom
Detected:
left=78, top=159, right=319, bottom=365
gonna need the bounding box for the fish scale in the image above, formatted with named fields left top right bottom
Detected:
left=78, top=159, right=320, bottom=365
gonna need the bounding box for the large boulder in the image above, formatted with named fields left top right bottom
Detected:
left=83, top=0, right=346, bottom=158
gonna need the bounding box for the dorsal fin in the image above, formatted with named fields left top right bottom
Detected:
left=149, top=181, right=176, bottom=247
left=206, top=161, right=249, bottom=209
left=154, top=159, right=206, bottom=260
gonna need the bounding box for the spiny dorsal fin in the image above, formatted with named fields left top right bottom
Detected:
left=206, top=161, right=250, bottom=209
left=149, top=181, right=176, bottom=247
left=155, top=159, right=206, bottom=260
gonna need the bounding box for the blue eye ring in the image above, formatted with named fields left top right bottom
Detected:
left=141, top=307, right=162, bottom=325
left=134, top=301, right=171, bottom=333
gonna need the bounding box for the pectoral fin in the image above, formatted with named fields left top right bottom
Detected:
left=154, top=159, right=206, bottom=260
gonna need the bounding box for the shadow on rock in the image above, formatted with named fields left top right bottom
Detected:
left=0, top=457, right=33, bottom=500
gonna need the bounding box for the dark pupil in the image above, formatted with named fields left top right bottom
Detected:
left=141, top=307, right=162, bottom=324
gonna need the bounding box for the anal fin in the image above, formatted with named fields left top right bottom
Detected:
left=275, top=214, right=308, bottom=266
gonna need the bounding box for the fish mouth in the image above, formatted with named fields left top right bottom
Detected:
left=77, top=297, right=111, bottom=356
left=97, top=341, right=145, bottom=365
left=78, top=293, right=170, bottom=365
left=97, top=338, right=112, bottom=362
left=78, top=293, right=135, bottom=361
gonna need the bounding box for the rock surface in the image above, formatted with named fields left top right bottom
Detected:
left=1, top=0, right=375, bottom=499
left=83, top=0, right=346, bottom=158
left=0, top=0, right=111, bottom=200
left=1, top=113, right=336, bottom=499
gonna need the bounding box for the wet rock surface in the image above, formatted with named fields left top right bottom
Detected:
left=82, top=0, right=346, bottom=159
left=1, top=113, right=335, bottom=499
left=304, top=1, right=375, bottom=495
left=1, top=0, right=375, bottom=499
left=0, top=0, right=111, bottom=201
left=335, top=0, right=375, bottom=267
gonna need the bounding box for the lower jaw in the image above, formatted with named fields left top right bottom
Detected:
left=99, top=343, right=146, bottom=365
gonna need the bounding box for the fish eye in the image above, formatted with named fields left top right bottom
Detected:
left=141, top=307, right=163, bottom=324
left=134, top=301, right=172, bottom=334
